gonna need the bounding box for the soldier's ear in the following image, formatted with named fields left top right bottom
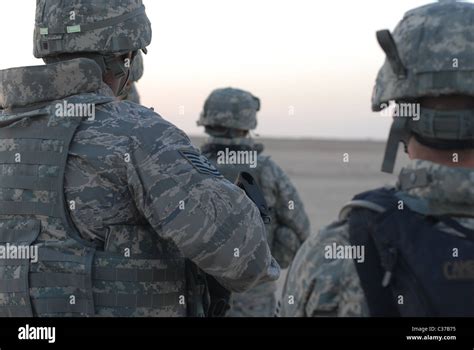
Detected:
left=253, top=97, right=261, bottom=111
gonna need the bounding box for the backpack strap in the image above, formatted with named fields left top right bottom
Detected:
left=343, top=188, right=401, bottom=317
left=339, top=200, right=386, bottom=221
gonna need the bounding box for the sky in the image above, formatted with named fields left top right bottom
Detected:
left=0, top=0, right=446, bottom=139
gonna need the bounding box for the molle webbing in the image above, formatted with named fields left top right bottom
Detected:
left=0, top=111, right=186, bottom=317
left=0, top=122, right=78, bottom=219
left=29, top=249, right=184, bottom=315
left=0, top=257, right=34, bottom=317
left=0, top=118, right=82, bottom=317
left=92, top=254, right=184, bottom=314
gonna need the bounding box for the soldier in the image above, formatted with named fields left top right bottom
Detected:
left=123, top=51, right=143, bottom=104
left=198, top=87, right=310, bottom=317
left=281, top=0, right=474, bottom=317
left=0, top=0, right=280, bottom=317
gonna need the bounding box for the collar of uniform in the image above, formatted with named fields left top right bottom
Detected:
left=205, top=136, right=256, bottom=148
left=0, top=58, right=113, bottom=110
left=396, top=160, right=474, bottom=217
left=203, top=137, right=265, bottom=154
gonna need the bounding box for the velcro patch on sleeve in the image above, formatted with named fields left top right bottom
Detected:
left=180, top=150, right=222, bottom=177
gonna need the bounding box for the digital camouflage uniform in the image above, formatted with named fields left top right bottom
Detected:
left=0, top=1, right=279, bottom=317
left=199, top=88, right=310, bottom=317
left=281, top=160, right=474, bottom=317
left=281, top=0, right=474, bottom=317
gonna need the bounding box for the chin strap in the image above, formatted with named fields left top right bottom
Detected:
left=106, top=51, right=138, bottom=98
left=382, top=117, right=410, bottom=174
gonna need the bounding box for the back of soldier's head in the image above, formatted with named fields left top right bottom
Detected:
left=198, top=88, right=260, bottom=138
left=34, top=0, right=151, bottom=97
left=374, top=0, right=474, bottom=172
left=34, top=0, right=151, bottom=59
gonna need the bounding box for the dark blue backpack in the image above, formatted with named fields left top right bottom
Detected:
left=344, top=188, right=474, bottom=317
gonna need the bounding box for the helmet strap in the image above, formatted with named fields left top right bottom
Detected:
left=376, top=30, right=407, bottom=78
left=382, top=117, right=410, bottom=173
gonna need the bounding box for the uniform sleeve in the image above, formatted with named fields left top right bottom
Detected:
left=126, top=117, right=280, bottom=293
left=279, top=221, right=368, bottom=317
left=262, top=159, right=311, bottom=268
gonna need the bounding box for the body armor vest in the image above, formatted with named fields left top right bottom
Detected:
left=0, top=97, right=188, bottom=317
left=347, top=188, right=474, bottom=317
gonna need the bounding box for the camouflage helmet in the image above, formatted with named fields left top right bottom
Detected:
left=198, top=88, right=260, bottom=130
left=130, top=51, right=144, bottom=82
left=373, top=0, right=474, bottom=173
left=34, top=0, right=151, bottom=58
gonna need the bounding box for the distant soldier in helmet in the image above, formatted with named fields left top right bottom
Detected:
left=123, top=51, right=144, bottom=104
left=0, top=1, right=279, bottom=317
left=281, top=0, right=474, bottom=317
left=198, top=87, right=310, bottom=317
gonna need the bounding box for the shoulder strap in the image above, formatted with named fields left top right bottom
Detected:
left=346, top=188, right=401, bottom=317
left=339, top=187, right=398, bottom=220
left=339, top=200, right=386, bottom=221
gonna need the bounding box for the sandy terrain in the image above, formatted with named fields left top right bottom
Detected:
left=191, top=137, right=409, bottom=233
